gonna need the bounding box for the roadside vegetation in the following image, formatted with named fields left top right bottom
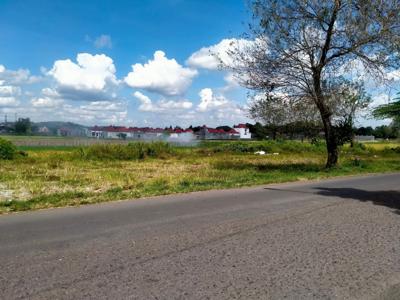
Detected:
left=0, top=137, right=399, bottom=214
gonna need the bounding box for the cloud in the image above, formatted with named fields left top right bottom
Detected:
left=0, top=65, right=40, bottom=85
left=0, top=86, right=21, bottom=97
left=31, top=97, right=63, bottom=108
left=94, top=34, right=112, bottom=49
left=60, top=103, right=127, bottom=124
left=125, top=51, right=197, bottom=97
left=0, top=97, right=19, bottom=107
left=80, top=101, right=125, bottom=112
left=131, top=87, right=248, bottom=126
left=197, top=88, right=229, bottom=112
left=49, top=53, right=117, bottom=91
left=194, top=88, right=249, bottom=124
left=0, top=65, right=36, bottom=108
left=0, top=62, right=129, bottom=125
left=47, top=53, right=118, bottom=101
left=133, top=91, right=192, bottom=113
left=387, top=69, right=400, bottom=81
left=370, top=93, right=391, bottom=108
left=24, top=99, right=128, bottom=125
left=220, top=72, right=241, bottom=92
left=186, top=38, right=256, bottom=70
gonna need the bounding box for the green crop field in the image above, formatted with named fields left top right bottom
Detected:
left=0, top=139, right=399, bottom=214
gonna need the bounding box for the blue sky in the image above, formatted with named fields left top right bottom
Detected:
left=0, top=0, right=396, bottom=127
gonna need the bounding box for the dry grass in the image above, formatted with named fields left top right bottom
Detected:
left=0, top=140, right=399, bottom=213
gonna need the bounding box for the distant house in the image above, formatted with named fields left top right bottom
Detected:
left=234, top=124, right=252, bottom=139
left=168, top=128, right=193, bottom=138
left=88, top=125, right=246, bottom=141
left=56, top=126, right=87, bottom=137
left=197, top=126, right=240, bottom=140
left=90, top=126, right=106, bottom=138
left=38, top=126, right=50, bottom=135
left=57, top=127, right=72, bottom=137
left=88, top=126, right=167, bottom=140
left=168, top=128, right=195, bottom=142
left=0, top=122, right=13, bottom=134
left=130, top=127, right=165, bottom=140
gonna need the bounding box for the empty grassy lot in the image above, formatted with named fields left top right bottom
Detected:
left=0, top=139, right=399, bottom=213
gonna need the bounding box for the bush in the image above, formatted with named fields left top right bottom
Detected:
left=383, top=146, right=400, bottom=154
left=392, top=147, right=400, bottom=153
left=0, top=138, right=17, bottom=160
left=203, top=140, right=326, bottom=154
left=79, top=142, right=174, bottom=160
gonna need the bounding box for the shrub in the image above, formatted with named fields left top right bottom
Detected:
left=0, top=138, right=17, bottom=160
left=347, top=142, right=371, bottom=155
left=351, top=156, right=362, bottom=167
left=392, top=147, right=400, bottom=153
left=205, top=140, right=325, bottom=154
left=80, top=142, right=174, bottom=160
left=383, top=146, right=400, bottom=154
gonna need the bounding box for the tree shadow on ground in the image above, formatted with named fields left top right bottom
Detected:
left=315, top=187, right=400, bottom=215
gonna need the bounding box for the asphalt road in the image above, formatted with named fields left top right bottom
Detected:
left=1, top=173, right=400, bottom=300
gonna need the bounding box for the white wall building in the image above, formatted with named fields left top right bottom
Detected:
left=234, top=124, right=252, bottom=139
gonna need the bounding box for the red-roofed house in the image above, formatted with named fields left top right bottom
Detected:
left=89, top=126, right=167, bottom=140
left=234, top=124, right=252, bottom=139
left=197, top=126, right=240, bottom=140
left=89, top=124, right=247, bottom=140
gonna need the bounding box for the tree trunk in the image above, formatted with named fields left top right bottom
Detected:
left=321, top=115, right=339, bottom=168
left=313, top=70, right=339, bottom=168
left=272, top=128, right=277, bottom=140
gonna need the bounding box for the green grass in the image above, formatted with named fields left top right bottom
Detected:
left=17, top=145, right=79, bottom=151
left=0, top=140, right=399, bottom=213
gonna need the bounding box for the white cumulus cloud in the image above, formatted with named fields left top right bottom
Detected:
left=49, top=53, right=117, bottom=91
left=0, top=65, right=40, bottom=85
left=197, top=88, right=229, bottom=112
left=133, top=91, right=192, bottom=113
left=125, top=51, right=197, bottom=97
left=47, top=53, right=118, bottom=102
left=0, top=65, right=37, bottom=108
left=31, top=97, right=63, bottom=108
left=194, top=88, right=249, bottom=124
left=187, top=38, right=257, bottom=70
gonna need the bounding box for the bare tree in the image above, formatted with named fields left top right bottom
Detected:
left=227, top=0, right=400, bottom=167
